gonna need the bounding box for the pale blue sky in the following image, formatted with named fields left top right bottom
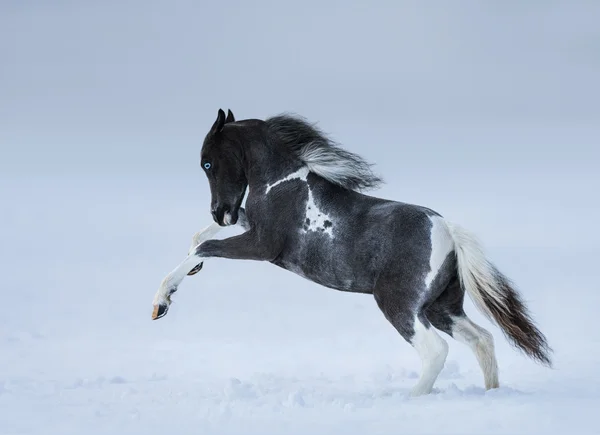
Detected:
left=1, top=1, right=599, bottom=176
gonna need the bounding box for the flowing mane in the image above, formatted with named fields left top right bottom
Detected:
left=265, top=114, right=383, bottom=191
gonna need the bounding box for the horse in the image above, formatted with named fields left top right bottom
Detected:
left=152, top=109, right=552, bottom=396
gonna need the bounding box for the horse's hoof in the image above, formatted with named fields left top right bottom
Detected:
left=187, top=262, right=203, bottom=276
left=152, top=303, right=169, bottom=320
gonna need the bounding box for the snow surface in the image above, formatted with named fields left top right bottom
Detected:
left=1, top=167, right=599, bottom=435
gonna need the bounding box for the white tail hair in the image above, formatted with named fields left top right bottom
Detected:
left=445, top=221, right=552, bottom=366
left=445, top=222, right=508, bottom=320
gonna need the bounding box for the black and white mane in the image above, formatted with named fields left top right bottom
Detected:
left=266, top=114, right=383, bottom=192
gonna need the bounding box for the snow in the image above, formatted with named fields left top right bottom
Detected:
left=1, top=169, right=599, bottom=435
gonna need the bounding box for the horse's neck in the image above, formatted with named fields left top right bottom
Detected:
left=244, top=146, right=305, bottom=192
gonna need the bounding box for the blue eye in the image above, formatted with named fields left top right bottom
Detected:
left=203, top=162, right=211, bottom=170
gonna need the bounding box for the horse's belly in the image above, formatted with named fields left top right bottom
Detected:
left=271, top=246, right=375, bottom=294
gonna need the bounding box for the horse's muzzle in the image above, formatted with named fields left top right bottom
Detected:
left=211, top=205, right=238, bottom=226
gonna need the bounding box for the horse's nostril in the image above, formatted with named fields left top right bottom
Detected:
left=211, top=204, right=231, bottom=225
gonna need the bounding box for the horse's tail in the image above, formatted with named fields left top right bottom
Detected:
left=445, top=221, right=553, bottom=367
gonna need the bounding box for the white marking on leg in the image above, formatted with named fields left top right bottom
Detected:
left=410, top=318, right=449, bottom=396
left=425, top=216, right=454, bottom=288
left=188, top=222, right=222, bottom=255
left=451, top=316, right=499, bottom=390
left=304, top=188, right=334, bottom=237
left=153, top=253, right=205, bottom=307
left=265, top=166, right=309, bottom=193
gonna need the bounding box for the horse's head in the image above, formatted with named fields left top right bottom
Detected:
left=200, top=109, right=247, bottom=226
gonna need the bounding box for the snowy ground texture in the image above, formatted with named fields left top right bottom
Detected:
left=1, top=171, right=599, bottom=435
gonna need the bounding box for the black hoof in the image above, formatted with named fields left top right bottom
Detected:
left=152, top=304, right=169, bottom=320
left=187, top=262, right=204, bottom=276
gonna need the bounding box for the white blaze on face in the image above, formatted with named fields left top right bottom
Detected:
left=265, top=166, right=334, bottom=238
left=223, top=212, right=233, bottom=226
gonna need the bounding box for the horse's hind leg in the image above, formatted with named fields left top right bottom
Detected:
left=452, top=316, right=499, bottom=389
left=426, top=275, right=499, bottom=389
left=374, top=284, right=449, bottom=397
left=410, top=315, right=450, bottom=396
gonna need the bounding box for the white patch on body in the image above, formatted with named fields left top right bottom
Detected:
left=266, top=166, right=334, bottom=238
left=410, top=318, right=449, bottom=397
left=265, top=166, right=309, bottom=194
left=425, top=216, right=454, bottom=288
left=304, top=188, right=333, bottom=237
left=451, top=316, right=499, bottom=390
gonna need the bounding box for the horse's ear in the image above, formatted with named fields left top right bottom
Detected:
left=210, top=109, right=226, bottom=134
left=225, top=109, right=235, bottom=123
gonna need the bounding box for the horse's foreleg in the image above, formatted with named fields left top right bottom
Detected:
left=152, top=252, right=207, bottom=319
left=186, top=222, right=222, bottom=276
left=187, top=208, right=250, bottom=276
left=152, top=209, right=255, bottom=320
left=193, top=227, right=278, bottom=261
